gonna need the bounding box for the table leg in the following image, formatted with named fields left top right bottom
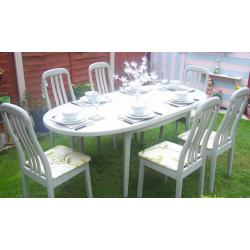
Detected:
left=123, top=132, right=132, bottom=197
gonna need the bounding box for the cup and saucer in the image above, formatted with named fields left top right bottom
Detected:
left=125, top=101, right=156, bottom=120
left=53, top=106, right=87, bottom=125
left=170, top=90, right=195, bottom=105
left=80, top=91, right=107, bottom=105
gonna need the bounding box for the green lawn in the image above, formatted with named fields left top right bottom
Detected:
left=0, top=113, right=249, bottom=198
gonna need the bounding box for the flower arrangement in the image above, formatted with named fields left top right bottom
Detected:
left=114, top=56, right=158, bottom=89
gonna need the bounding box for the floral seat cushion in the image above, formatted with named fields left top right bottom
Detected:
left=139, top=141, right=184, bottom=171
left=178, top=130, right=217, bottom=149
left=26, top=145, right=91, bottom=179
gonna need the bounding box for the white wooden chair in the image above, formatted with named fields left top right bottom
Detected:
left=0, top=103, right=93, bottom=198
left=41, top=68, right=79, bottom=149
left=89, top=62, right=114, bottom=94
left=158, top=66, right=210, bottom=140
left=89, top=62, right=117, bottom=150
left=137, top=97, right=221, bottom=198
left=178, top=87, right=249, bottom=193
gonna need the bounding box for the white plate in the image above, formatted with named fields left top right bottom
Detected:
left=80, top=95, right=107, bottom=104
left=125, top=111, right=156, bottom=120
left=171, top=98, right=195, bottom=105
left=53, top=112, right=87, bottom=125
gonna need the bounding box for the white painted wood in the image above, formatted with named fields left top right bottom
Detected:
left=123, top=132, right=132, bottom=197
left=43, top=86, right=207, bottom=197
left=41, top=68, right=76, bottom=148
left=175, top=65, right=210, bottom=133
left=137, top=97, right=221, bottom=198
left=41, top=68, right=76, bottom=110
left=89, top=62, right=114, bottom=94
left=179, top=87, right=249, bottom=193
left=14, top=52, right=26, bottom=101
left=0, top=103, right=93, bottom=198
left=208, top=87, right=249, bottom=192
left=110, top=52, right=115, bottom=90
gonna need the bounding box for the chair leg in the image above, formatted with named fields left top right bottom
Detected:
left=185, top=116, right=190, bottom=131
left=84, top=165, right=93, bottom=198
left=22, top=174, right=29, bottom=198
left=175, top=178, right=183, bottom=198
left=112, top=135, right=117, bottom=150
left=80, top=137, right=85, bottom=153
left=209, top=154, right=217, bottom=193
left=50, top=131, right=55, bottom=147
left=47, top=185, right=55, bottom=198
left=227, top=146, right=234, bottom=177
left=198, top=162, right=206, bottom=197
left=159, top=126, right=164, bottom=141
left=96, top=136, right=102, bottom=156
left=139, top=132, right=144, bottom=146
left=137, top=159, right=145, bottom=198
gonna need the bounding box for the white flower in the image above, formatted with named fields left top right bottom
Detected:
left=121, top=76, right=128, bottom=83
left=113, top=74, right=119, bottom=80
left=124, top=61, right=129, bottom=67
left=131, top=61, right=138, bottom=68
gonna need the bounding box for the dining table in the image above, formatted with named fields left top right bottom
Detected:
left=43, top=84, right=207, bottom=197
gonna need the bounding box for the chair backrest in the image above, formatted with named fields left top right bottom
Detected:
left=88, top=62, right=114, bottom=94
left=184, top=65, right=209, bottom=92
left=213, top=87, right=249, bottom=150
left=0, top=103, right=52, bottom=180
left=41, top=68, right=76, bottom=110
left=178, top=97, right=221, bottom=171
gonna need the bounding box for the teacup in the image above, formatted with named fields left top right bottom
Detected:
left=175, top=90, right=188, bottom=100
left=85, top=91, right=98, bottom=103
left=61, top=106, right=79, bottom=121
left=169, top=80, right=181, bottom=89
left=131, top=101, right=147, bottom=116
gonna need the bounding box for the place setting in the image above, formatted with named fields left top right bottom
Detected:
left=50, top=106, right=94, bottom=130
left=71, top=90, right=112, bottom=107
left=158, top=79, right=195, bottom=92
left=165, top=90, right=197, bottom=107
left=117, top=101, right=161, bottom=124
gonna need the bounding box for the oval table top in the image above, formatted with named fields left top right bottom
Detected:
left=43, top=85, right=207, bottom=137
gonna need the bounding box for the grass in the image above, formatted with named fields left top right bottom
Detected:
left=0, top=113, right=250, bottom=198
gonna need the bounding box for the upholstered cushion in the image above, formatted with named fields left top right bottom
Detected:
left=139, top=141, right=184, bottom=171
left=26, top=145, right=90, bottom=178
left=178, top=130, right=217, bottom=149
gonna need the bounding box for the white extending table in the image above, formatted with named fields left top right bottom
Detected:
left=43, top=85, right=207, bottom=197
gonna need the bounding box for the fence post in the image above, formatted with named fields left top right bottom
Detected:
left=14, top=52, right=26, bottom=102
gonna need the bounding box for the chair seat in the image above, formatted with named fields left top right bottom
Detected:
left=26, top=145, right=91, bottom=179
left=178, top=130, right=217, bottom=149
left=139, top=141, right=184, bottom=171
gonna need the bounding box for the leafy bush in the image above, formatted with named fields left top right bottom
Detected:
left=72, top=83, right=91, bottom=99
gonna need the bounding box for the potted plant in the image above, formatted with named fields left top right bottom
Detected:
left=72, top=83, right=91, bottom=99
left=22, top=91, right=48, bottom=133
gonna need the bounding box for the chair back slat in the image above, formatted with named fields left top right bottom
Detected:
left=178, top=97, right=221, bottom=171
left=184, top=65, right=209, bottom=92
left=50, top=76, right=60, bottom=106
left=42, top=68, right=75, bottom=110
left=0, top=104, right=52, bottom=179
left=54, top=75, right=64, bottom=105
left=214, top=87, right=249, bottom=149
left=89, top=62, right=114, bottom=94
left=59, top=74, right=68, bottom=103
